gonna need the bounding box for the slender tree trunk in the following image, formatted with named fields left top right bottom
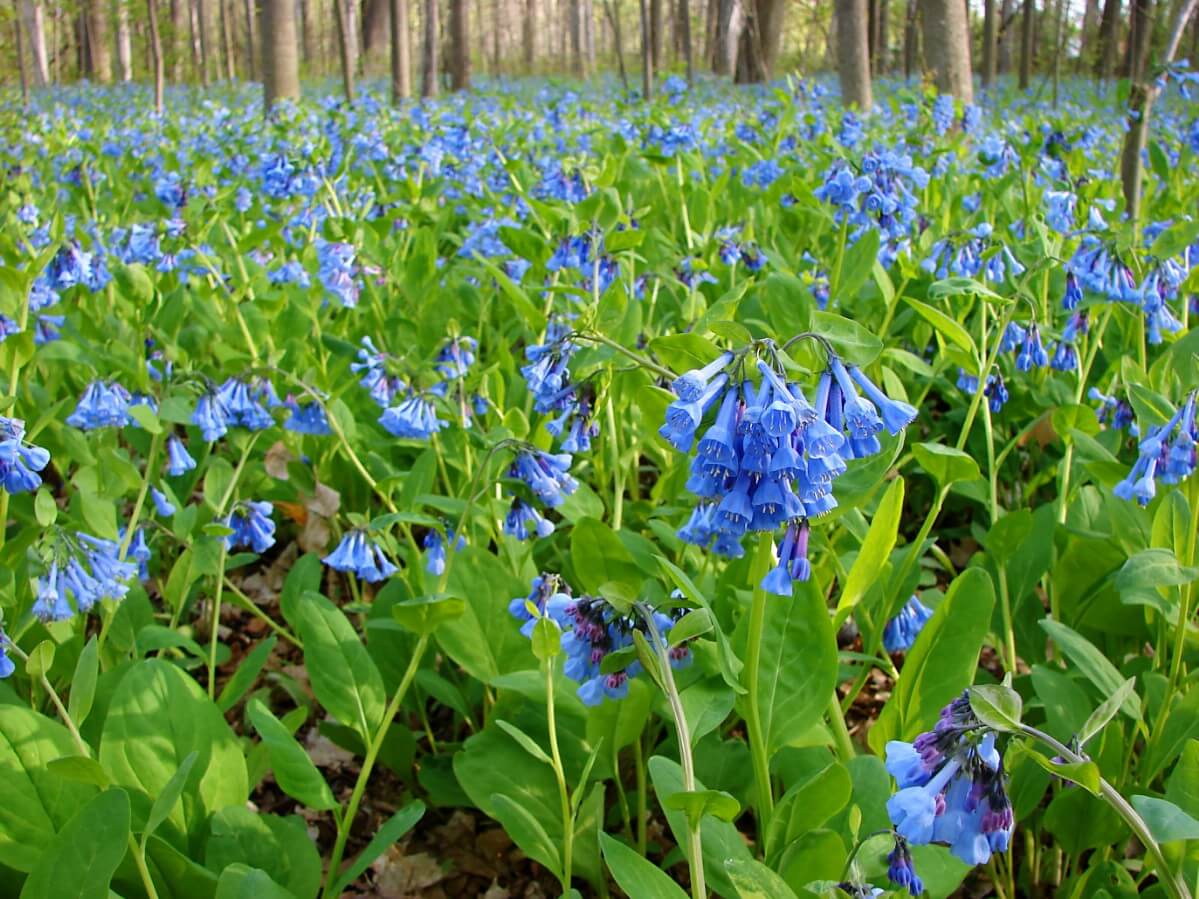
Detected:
left=334, top=0, right=357, bottom=97
left=902, top=0, right=917, bottom=76
left=261, top=0, right=300, bottom=108
left=87, top=0, right=113, bottom=80
left=148, top=0, right=165, bottom=110
left=243, top=0, right=256, bottom=77
left=390, top=0, right=411, bottom=98
left=1078, top=0, right=1098, bottom=66
left=363, top=0, right=390, bottom=65
left=1094, top=0, right=1118, bottom=77
left=703, top=0, right=717, bottom=66
left=491, top=0, right=501, bottom=73
left=421, top=0, right=439, bottom=94
left=639, top=0, right=653, bottom=95
left=603, top=0, right=630, bottom=88
left=524, top=0, right=535, bottom=66
left=1124, top=0, right=1151, bottom=78
left=197, top=0, right=214, bottom=82
left=679, top=0, right=692, bottom=80
left=13, top=0, right=30, bottom=108
left=838, top=0, right=872, bottom=107
left=997, top=0, right=1014, bottom=70
left=649, top=0, right=662, bottom=67
left=117, top=0, right=134, bottom=80
left=1121, top=0, right=1196, bottom=222
left=712, top=0, right=742, bottom=73
left=220, top=0, right=237, bottom=77
left=299, top=0, right=313, bottom=69
left=170, top=0, right=185, bottom=78
left=920, top=0, right=973, bottom=100
left=756, top=0, right=783, bottom=73
left=982, top=0, right=996, bottom=85
left=1018, top=0, right=1033, bottom=87
left=570, top=0, right=583, bottom=72
left=1051, top=0, right=1065, bottom=104
left=877, top=0, right=889, bottom=71
left=448, top=0, right=469, bottom=87
left=23, top=1, right=51, bottom=86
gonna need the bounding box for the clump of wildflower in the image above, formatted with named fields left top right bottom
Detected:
left=883, top=596, right=934, bottom=653
left=887, top=835, right=924, bottom=895
left=504, top=498, right=555, bottom=541
left=224, top=501, right=276, bottom=554
left=1114, top=391, right=1197, bottom=505
left=510, top=449, right=578, bottom=508
left=322, top=530, right=398, bottom=582
left=32, top=532, right=138, bottom=622
left=423, top=528, right=465, bottom=576
left=0, top=416, right=50, bottom=494
left=886, top=692, right=1013, bottom=865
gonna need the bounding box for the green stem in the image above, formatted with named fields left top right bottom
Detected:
left=207, top=541, right=228, bottom=701
left=545, top=658, right=574, bottom=892
left=634, top=730, right=648, bottom=856
left=983, top=401, right=1018, bottom=674
left=827, top=692, right=856, bottom=760
left=119, top=430, right=165, bottom=560
left=322, top=633, right=429, bottom=899
left=743, top=534, right=776, bottom=832
left=1024, top=724, right=1191, bottom=899
left=641, top=608, right=706, bottom=899
left=578, top=331, right=676, bottom=380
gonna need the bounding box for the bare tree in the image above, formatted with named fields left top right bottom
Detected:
left=1124, top=0, right=1151, bottom=80
left=299, top=0, right=314, bottom=68
left=1121, top=0, right=1197, bottom=221
left=220, top=0, right=237, bottom=77
left=679, top=0, right=692, bottom=80
left=87, top=0, right=113, bottom=80
left=603, top=0, right=630, bottom=88
left=524, top=0, right=536, bottom=67
left=243, top=0, right=256, bottom=78
left=982, top=0, right=996, bottom=85
left=262, top=0, right=300, bottom=108
left=148, top=0, right=165, bottom=111
left=363, top=0, right=390, bottom=65
left=170, top=0, right=186, bottom=79
left=117, top=0, right=134, bottom=80
left=1094, top=0, right=1119, bottom=77
left=902, top=0, right=917, bottom=76
left=920, top=0, right=973, bottom=101
left=421, top=0, right=439, bottom=95
left=838, top=0, right=872, bottom=107
left=197, top=0, right=213, bottom=82
left=23, top=2, right=51, bottom=86
left=448, top=0, right=469, bottom=87
left=650, top=0, right=662, bottom=66
left=639, top=0, right=653, bottom=95
left=1078, top=0, right=1098, bottom=66
left=334, top=0, right=357, bottom=97
left=1018, top=0, right=1033, bottom=88
left=391, top=0, right=412, bottom=99
left=12, top=0, right=30, bottom=107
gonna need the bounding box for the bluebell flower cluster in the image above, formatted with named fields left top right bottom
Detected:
left=423, top=528, right=466, bottom=576
left=351, top=337, right=403, bottom=407
left=224, top=501, right=277, bottom=553
left=0, top=632, right=14, bottom=679
left=815, top=151, right=928, bottom=267
left=886, top=692, right=1013, bottom=866
left=284, top=397, right=332, bottom=435
left=0, top=416, right=50, bottom=494
left=508, top=574, right=693, bottom=706
left=322, top=529, right=398, bottom=582
left=509, top=449, right=578, bottom=508
left=922, top=224, right=1026, bottom=284
left=1015, top=323, right=1049, bottom=372
left=1050, top=312, right=1088, bottom=372
left=503, top=498, right=555, bottom=541
left=1088, top=387, right=1136, bottom=434
left=165, top=435, right=198, bottom=476
left=379, top=392, right=447, bottom=440
left=32, top=532, right=138, bottom=622
left=714, top=226, right=768, bottom=272
left=193, top=377, right=279, bottom=441
left=67, top=381, right=133, bottom=430
left=316, top=239, right=361, bottom=308
left=1115, top=391, right=1196, bottom=506
left=883, top=595, right=934, bottom=653
left=547, top=232, right=619, bottom=296
left=957, top=369, right=1009, bottom=413
left=887, top=835, right=924, bottom=896
left=662, top=345, right=916, bottom=579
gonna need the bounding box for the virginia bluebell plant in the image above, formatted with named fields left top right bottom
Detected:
left=322, top=529, right=398, bottom=582
left=886, top=692, right=1013, bottom=865
left=0, top=416, right=50, bottom=494
left=1114, top=391, right=1197, bottom=505
left=31, top=531, right=138, bottom=622
left=883, top=595, right=934, bottom=653
left=224, top=501, right=277, bottom=553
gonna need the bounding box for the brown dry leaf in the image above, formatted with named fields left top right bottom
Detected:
left=265, top=441, right=294, bottom=480
left=371, top=847, right=445, bottom=897
left=298, top=482, right=341, bottom=553
left=482, top=883, right=510, bottom=899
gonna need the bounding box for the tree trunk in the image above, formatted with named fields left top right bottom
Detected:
left=997, top=0, right=1014, bottom=70
left=198, top=0, right=214, bottom=82
left=390, top=0, right=411, bottom=98
left=87, top=0, right=113, bottom=80
left=902, top=0, right=917, bottom=76
left=261, top=0, right=300, bottom=108
left=170, top=0, right=186, bottom=78
left=920, top=0, right=973, bottom=100
left=603, top=0, right=630, bottom=88
left=363, top=0, right=390, bottom=62
left=838, top=0, right=872, bottom=106
left=639, top=0, right=653, bottom=94
left=1094, top=0, right=1118, bottom=76
left=421, top=0, right=439, bottom=94
left=703, top=0, right=717, bottom=66
left=650, top=0, right=662, bottom=67
left=148, top=0, right=165, bottom=111
left=1078, top=0, right=1098, bottom=66
left=712, top=0, right=742, bottom=73
left=221, top=0, right=237, bottom=77
left=756, top=0, right=783, bottom=74
left=1018, top=0, right=1033, bottom=87
left=117, top=0, right=133, bottom=79
left=448, top=0, right=469, bottom=87
left=524, top=0, right=535, bottom=66
left=679, top=0, right=692, bottom=80
left=1121, top=0, right=1197, bottom=222
left=299, top=0, right=313, bottom=69
left=12, top=0, right=30, bottom=107
left=570, top=0, right=584, bottom=72
left=877, top=0, right=890, bottom=72
left=243, top=0, right=256, bottom=78
left=1124, top=0, right=1151, bottom=78
left=492, top=0, right=501, bottom=73
left=23, top=2, right=51, bottom=86
left=982, top=0, right=996, bottom=84
left=334, top=0, right=357, bottom=97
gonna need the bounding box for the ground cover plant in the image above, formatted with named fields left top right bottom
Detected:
left=2, top=54, right=1199, bottom=899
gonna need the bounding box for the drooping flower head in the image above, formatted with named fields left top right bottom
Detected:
left=322, top=529, right=398, bottom=583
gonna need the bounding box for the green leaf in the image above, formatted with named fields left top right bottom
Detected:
left=836, top=477, right=904, bottom=626
left=1079, top=677, right=1138, bottom=748
left=495, top=719, right=554, bottom=766
left=127, top=404, right=162, bottom=434
left=390, top=594, right=466, bottom=636
left=913, top=441, right=982, bottom=486
left=143, top=751, right=199, bottom=844
left=869, top=568, right=995, bottom=752
left=662, top=789, right=741, bottom=827
left=490, top=793, right=561, bottom=878
left=813, top=311, right=883, bottom=366
left=213, top=864, right=295, bottom=899
left=739, top=577, right=838, bottom=757
left=248, top=700, right=337, bottom=810
left=969, top=684, right=1023, bottom=733
left=648, top=756, right=753, bottom=899
left=668, top=608, right=714, bottom=646
left=19, top=789, right=130, bottom=899
left=0, top=705, right=99, bottom=872
left=600, top=833, right=689, bottom=899
left=99, top=660, right=248, bottom=845
left=1038, top=620, right=1141, bottom=720
left=46, top=757, right=110, bottom=788
left=25, top=640, right=54, bottom=679
left=1131, top=796, right=1199, bottom=843
left=648, top=333, right=723, bottom=373
left=833, top=228, right=881, bottom=304
left=531, top=615, right=562, bottom=661
left=295, top=592, right=387, bottom=743
left=205, top=806, right=319, bottom=897
left=657, top=556, right=745, bottom=695
left=723, top=857, right=801, bottom=899
left=33, top=488, right=57, bottom=527
left=904, top=297, right=978, bottom=357
left=329, top=801, right=426, bottom=896
left=570, top=517, right=643, bottom=596
left=980, top=510, right=1033, bottom=566
left=1115, top=548, right=1199, bottom=609
left=218, top=635, right=277, bottom=713
left=68, top=637, right=100, bottom=727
